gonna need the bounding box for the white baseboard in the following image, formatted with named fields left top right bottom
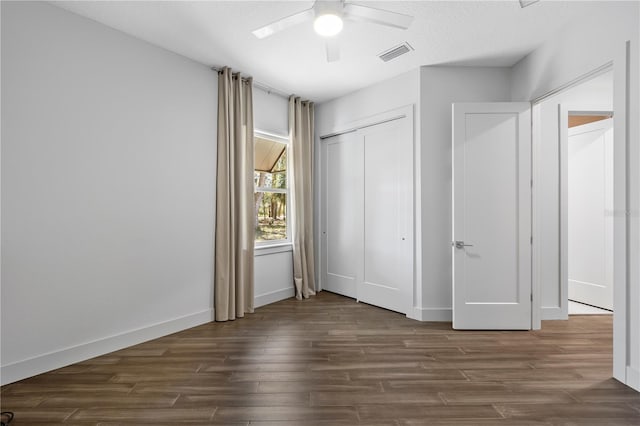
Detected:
left=627, top=366, right=640, bottom=391
left=409, top=307, right=568, bottom=323
left=542, top=306, right=568, bottom=320
left=255, top=287, right=293, bottom=308
left=0, top=309, right=214, bottom=386
left=408, top=307, right=452, bottom=322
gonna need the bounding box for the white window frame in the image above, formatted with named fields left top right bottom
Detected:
left=254, top=130, right=291, bottom=250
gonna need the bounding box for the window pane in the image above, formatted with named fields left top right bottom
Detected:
left=255, top=141, right=286, bottom=189
left=255, top=136, right=286, bottom=171
left=254, top=192, right=287, bottom=242
left=254, top=170, right=286, bottom=189
left=254, top=133, right=288, bottom=244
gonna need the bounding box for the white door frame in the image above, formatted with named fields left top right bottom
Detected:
left=530, top=57, right=632, bottom=388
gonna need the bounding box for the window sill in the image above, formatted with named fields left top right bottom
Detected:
left=255, top=242, right=293, bottom=257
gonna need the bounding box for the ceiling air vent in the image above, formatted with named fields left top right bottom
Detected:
left=378, top=42, right=414, bottom=62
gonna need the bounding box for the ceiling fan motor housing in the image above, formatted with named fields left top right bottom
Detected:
left=313, top=0, right=344, bottom=18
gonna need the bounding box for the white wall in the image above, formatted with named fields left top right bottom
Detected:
left=0, top=3, right=297, bottom=384
left=315, top=67, right=512, bottom=320
left=419, top=66, right=511, bottom=320
left=315, top=69, right=420, bottom=135
left=254, top=249, right=293, bottom=307
left=254, top=88, right=288, bottom=137
left=1, top=1, right=218, bottom=384
left=511, top=2, right=639, bottom=390
left=252, top=88, right=294, bottom=307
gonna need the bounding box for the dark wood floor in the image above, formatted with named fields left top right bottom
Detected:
left=1, top=291, right=639, bottom=425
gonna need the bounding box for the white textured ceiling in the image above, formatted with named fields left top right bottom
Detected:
left=53, top=1, right=613, bottom=102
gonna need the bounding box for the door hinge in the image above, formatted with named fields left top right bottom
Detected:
left=530, top=236, right=533, bottom=245
left=531, top=179, right=533, bottom=188
left=531, top=293, right=533, bottom=302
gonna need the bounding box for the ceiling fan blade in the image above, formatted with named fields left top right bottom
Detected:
left=343, top=3, right=413, bottom=30
left=252, top=8, right=315, bottom=39
left=326, top=39, right=340, bottom=62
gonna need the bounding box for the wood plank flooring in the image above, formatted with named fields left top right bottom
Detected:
left=1, top=291, right=639, bottom=425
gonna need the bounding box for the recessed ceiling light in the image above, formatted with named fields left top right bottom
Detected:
left=314, top=14, right=343, bottom=37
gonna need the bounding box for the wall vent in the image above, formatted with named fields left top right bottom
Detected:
left=378, top=42, right=414, bottom=62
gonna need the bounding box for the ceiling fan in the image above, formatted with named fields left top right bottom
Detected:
left=252, top=0, right=414, bottom=62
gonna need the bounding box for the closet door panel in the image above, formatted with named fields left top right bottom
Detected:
left=359, top=117, right=413, bottom=314
left=321, top=133, right=362, bottom=298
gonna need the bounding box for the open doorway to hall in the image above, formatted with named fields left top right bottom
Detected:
left=567, top=111, right=614, bottom=315
left=536, top=69, right=614, bottom=317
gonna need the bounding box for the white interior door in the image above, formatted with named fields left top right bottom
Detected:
left=358, top=117, right=413, bottom=314
left=452, top=102, right=532, bottom=330
left=321, top=132, right=362, bottom=298
left=568, top=118, right=614, bottom=310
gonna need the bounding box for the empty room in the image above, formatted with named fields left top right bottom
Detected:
left=1, top=1, right=639, bottom=424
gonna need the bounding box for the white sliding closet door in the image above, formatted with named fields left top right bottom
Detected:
left=358, top=118, right=413, bottom=314
left=320, top=110, right=413, bottom=315
left=321, top=132, right=362, bottom=298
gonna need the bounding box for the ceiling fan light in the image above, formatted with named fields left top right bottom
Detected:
left=313, top=14, right=343, bottom=37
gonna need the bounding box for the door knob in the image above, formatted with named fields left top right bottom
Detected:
left=453, top=241, right=473, bottom=249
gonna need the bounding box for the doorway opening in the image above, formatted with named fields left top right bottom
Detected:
left=566, top=111, right=614, bottom=315
left=533, top=66, right=624, bottom=381
left=534, top=68, right=614, bottom=319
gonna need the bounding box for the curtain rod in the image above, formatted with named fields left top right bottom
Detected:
left=211, top=66, right=290, bottom=99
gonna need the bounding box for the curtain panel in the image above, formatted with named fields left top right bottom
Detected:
left=215, top=67, right=255, bottom=321
left=289, top=96, right=316, bottom=300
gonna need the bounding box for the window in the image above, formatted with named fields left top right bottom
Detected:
left=254, top=132, right=289, bottom=245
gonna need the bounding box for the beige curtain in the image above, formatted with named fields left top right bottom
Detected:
left=289, top=96, right=316, bottom=299
left=215, top=67, right=254, bottom=321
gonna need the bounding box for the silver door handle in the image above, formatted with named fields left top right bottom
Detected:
left=453, top=241, right=473, bottom=249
